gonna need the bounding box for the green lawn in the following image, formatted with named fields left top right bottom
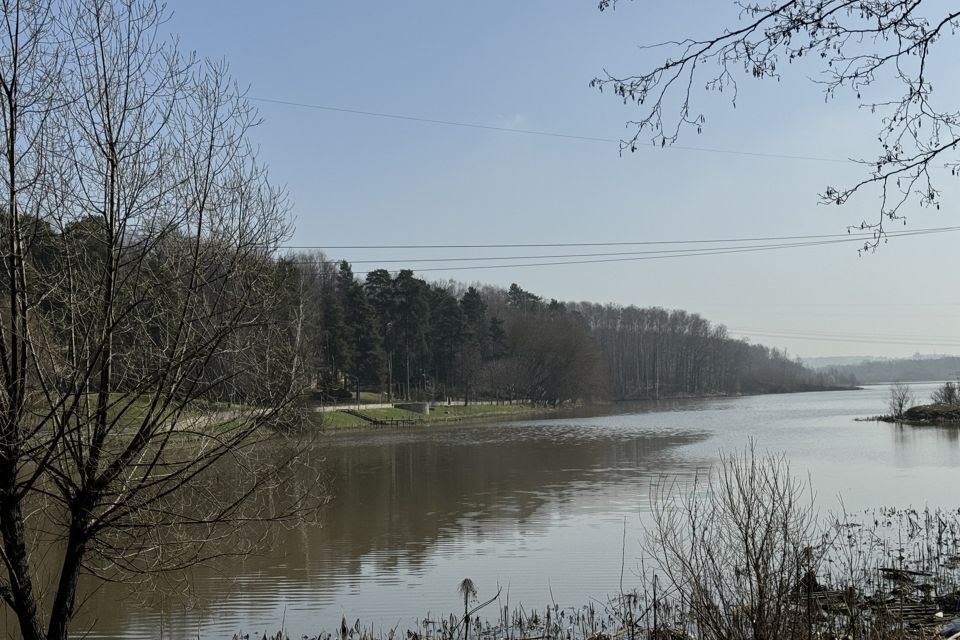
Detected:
left=310, top=407, right=422, bottom=429
left=427, top=403, right=538, bottom=419
left=309, top=411, right=367, bottom=429
left=310, top=402, right=542, bottom=431
left=60, top=393, right=184, bottom=429
left=365, top=407, right=422, bottom=420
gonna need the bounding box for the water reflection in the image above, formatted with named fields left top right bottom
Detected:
left=59, top=419, right=708, bottom=639
left=5, top=384, right=960, bottom=639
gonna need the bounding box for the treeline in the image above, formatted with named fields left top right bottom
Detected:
left=571, top=303, right=857, bottom=398
left=825, top=356, right=960, bottom=384
left=280, top=255, right=604, bottom=406
left=9, top=223, right=851, bottom=406
left=275, top=254, right=854, bottom=404
left=9, top=212, right=294, bottom=406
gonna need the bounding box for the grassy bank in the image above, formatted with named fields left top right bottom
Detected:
left=312, top=402, right=548, bottom=431
left=903, top=402, right=960, bottom=423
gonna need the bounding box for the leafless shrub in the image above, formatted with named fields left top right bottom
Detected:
left=931, top=381, right=959, bottom=405
left=645, top=441, right=821, bottom=640
left=888, top=382, right=915, bottom=419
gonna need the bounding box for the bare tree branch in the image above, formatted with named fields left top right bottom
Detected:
left=593, top=0, right=960, bottom=248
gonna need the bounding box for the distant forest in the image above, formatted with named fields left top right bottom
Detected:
left=283, top=254, right=855, bottom=404
left=824, top=357, right=960, bottom=385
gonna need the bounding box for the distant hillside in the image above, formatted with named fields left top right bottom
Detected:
left=804, top=353, right=957, bottom=369
left=803, top=356, right=877, bottom=368
left=826, top=357, right=960, bottom=384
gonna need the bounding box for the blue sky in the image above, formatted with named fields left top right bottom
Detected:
left=164, top=1, right=960, bottom=358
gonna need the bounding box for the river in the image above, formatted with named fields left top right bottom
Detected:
left=7, top=383, right=960, bottom=639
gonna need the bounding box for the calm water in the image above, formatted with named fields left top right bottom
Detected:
left=8, top=384, right=960, bottom=639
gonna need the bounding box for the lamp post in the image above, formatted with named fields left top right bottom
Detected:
left=385, top=321, right=394, bottom=403
left=354, top=374, right=361, bottom=411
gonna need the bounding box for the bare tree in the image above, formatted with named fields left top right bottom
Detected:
left=887, top=381, right=914, bottom=419
left=931, top=379, right=959, bottom=405
left=645, top=442, right=821, bottom=640
left=593, top=1, right=960, bottom=247
left=0, top=2, right=315, bottom=639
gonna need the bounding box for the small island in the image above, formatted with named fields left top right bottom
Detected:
left=877, top=381, right=960, bottom=425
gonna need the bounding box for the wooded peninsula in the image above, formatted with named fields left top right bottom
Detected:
left=278, top=254, right=856, bottom=407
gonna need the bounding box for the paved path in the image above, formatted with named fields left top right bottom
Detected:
left=311, top=400, right=518, bottom=413
left=312, top=402, right=394, bottom=413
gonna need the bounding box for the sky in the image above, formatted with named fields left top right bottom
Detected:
left=160, top=1, right=960, bottom=359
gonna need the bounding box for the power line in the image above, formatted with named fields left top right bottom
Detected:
left=683, top=302, right=960, bottom=307
left=304, top=227, right=957, bottom=265
left=729, top=330, right=960, bottom=349
left=339, top=228, right=951, bottom=275
left=280, top=225, right=960, bottom=251
left=731, top=326, right=960, bottom=343
left=695, top=310, right=960, bottom=319
left=279, top=226, right=959, bottom=275
left=344, top=237, right=880, bottom=276
left=248, top=95, right=853, bottom=165
left=250, top=97, right=614, bottom=144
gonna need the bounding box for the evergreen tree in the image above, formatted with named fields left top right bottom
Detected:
left=428, top=286, right=464, bottom=396
left=506, top=283, right=542, bottom=311
left=487, top=317, right=509, bottom=360
left=321, top=274, right=352, bottom=386
left=364, top=268, right=398, bottom=395
left=459, top=287, right=488, bottom=403
left=337, top=262, right=386, bottom=386
left=392, top=270, right=431, bottom=399
left=460, top=287, right=488, bottom=349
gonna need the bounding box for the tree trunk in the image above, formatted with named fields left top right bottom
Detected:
left=46, top=520, right=89, bottom=640
left=0, top=493, right=44, bottom=640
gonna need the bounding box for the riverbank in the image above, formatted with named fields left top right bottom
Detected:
left=56, top=384, right=959, bottom=638
left=312, top=402, right=554, bottom=430
left=313, top=384, right=861, bottom=431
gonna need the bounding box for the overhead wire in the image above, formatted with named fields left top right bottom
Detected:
left=248, top=96, right=957, bottom=276
left=278, top=225, right=960, bottom=256
left=730, top=326, right=960, bottom=343
left=728, top=330, right=960, bottom=348
left=277, top=226, right=960, bottom=276
left=248, top=95, right=854, bottom=164
left=354, top=232, right=944, bottom=274
left=278, top=227, right=936, bottom=250
left=246, top=95, right=960, bottom=348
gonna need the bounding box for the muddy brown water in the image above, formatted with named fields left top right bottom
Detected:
left=4, top=383, right=959, bottom=639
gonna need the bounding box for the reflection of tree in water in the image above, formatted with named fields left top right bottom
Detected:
left=892, top=422, right=960, bottom=453
left=66, top=421, right=708, bottom=638
left=316, top=424, right=707, bottom=567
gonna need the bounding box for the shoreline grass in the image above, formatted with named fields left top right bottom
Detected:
left=236, top=505, right=960, bottom=640
left=312, top=402, right=550, bottom=431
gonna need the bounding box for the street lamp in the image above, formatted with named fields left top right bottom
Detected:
left=385, top=321, right=394, bottom=404
left=349, top=373, right=360, bottom=411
